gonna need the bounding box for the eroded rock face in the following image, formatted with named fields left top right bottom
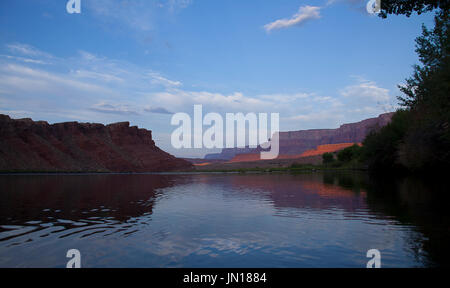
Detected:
left=205, top=112, right=394, bottom=160
left=0, top=115, right=192, bottom=172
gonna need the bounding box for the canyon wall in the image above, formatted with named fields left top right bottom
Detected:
left=0, top=115, right=192, bottom=172
left=205, top=112, right=394, bottom=160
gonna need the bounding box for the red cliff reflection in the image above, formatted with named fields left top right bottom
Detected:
left=197, top=173, right=367, bottom=213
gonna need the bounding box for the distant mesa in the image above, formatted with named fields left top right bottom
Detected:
left=203, top=112, right=394, bottom=162
left=0, top=114, right=192, bottom=172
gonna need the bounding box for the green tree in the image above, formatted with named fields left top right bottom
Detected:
left=398, top=10, right=450, bottom=112
left=362, top=110, right=411, bottom=171
left=397, top=10, right=450, bottom=170
left=379, top=0, right=449, bottom=18
left=363, top=9, right=450, bottom=172
left=337, top=144, right=363, bottom=163
left=322, top=152, right=335, bottom=164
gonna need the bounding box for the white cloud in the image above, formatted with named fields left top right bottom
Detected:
left=1, top=43, right=279, bottom=123
left=286, top=77, right=394, bottom=130
left=264, top=6, right=321, bottom=32
left=290, top=111, right=343, bottom=122
left=144, top=106, right=173, bottom=114
left=72, top=70, right=124, bottom=83
left=78, top=50, right=101, bottom=62
left=6, top=43, right=53, bottom=58
left=149, top=89, right=274, bottom=114
left=288, top=110, right=345, bottom=129
left=0, top=55, right=47, bottom=65
left=3, top=43, right=53, bottom=66
left=0, top=64, right=114, bottom=96
left=90, top=102, right=139, bottom=115
left=148, top=72, right=182, bottom=87
left=340, top=78, right=390, bottom=102
left=259, top=92, right=311, bottom=103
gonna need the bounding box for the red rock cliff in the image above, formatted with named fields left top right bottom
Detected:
left=205, top=112, right=394, bottom=160
left=0, top=115, right=192, bottom=172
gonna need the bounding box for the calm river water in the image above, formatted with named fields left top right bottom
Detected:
left=0, top=172, right=448, bottom=267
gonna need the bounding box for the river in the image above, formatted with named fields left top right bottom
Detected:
left=0, top=172, right=448, bottom=267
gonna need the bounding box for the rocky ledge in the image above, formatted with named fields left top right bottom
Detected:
left=0, top=114, right=192, bottom=172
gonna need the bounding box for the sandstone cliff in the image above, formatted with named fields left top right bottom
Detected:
left=0, top=115, right=192, bottom=172
left=205, top=112, right=394, bottom=160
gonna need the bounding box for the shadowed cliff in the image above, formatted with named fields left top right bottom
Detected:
left=0, top=114, right=192, bottom=172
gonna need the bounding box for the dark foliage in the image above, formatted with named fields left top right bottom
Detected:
left=363, top=10, right=450, bottom=172
left=322, top=152, right=335, bottom=164
left=379, top=0, right=449, bottom=18
left=337, top=144, right=363, bottom=163
left=362, top=110, right=411, bottom=171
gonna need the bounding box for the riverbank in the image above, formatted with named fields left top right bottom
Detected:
left=0, top=165, right=365, bottom=175
left=190, top=160, right=368, bottom=173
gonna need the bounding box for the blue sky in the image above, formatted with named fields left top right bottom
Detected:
left=0, top=0, right=435, bottom=157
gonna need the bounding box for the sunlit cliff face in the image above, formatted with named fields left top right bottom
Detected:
left=215, top=143, right=359, bottom=164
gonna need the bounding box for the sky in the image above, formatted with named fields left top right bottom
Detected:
left=0, top=0, right=436, bottom=157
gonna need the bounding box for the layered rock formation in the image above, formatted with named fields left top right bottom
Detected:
left=205, top=112, right=394, bottom=160
left=226, top=143, right=360, bottom=163
left=0, top=115, right=192, bottom=172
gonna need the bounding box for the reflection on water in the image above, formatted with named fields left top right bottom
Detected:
left=0, top=172, right=448, bottom=267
